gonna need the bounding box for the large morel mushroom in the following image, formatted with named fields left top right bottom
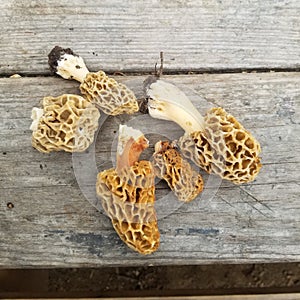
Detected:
left=145, top=78, right=262, bottom=184
left=96, top=125, right=160, bottom=255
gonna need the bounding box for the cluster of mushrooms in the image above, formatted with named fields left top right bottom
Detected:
left=30, top=47, right=262, bottom=255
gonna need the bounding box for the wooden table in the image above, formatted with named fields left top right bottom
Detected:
left=1, top=0, right=299, bottom=268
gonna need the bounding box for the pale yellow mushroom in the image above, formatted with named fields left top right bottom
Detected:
left=152, top=141, right=204, bottom=202
left=96, top=125, right=160, bottom=255
left=48, top=46, right=139, bottom=116
left=145, top=78, right=262, bottom=184
left=30, top=94, right=100, bottom=153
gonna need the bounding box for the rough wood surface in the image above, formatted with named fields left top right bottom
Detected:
left=0, top=72, right=299, bottom=267
left=1, top=0, right=300, bottom=75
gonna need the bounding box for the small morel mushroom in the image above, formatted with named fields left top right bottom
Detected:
left=96, top=125, right=160, bottom=255
left=30, top=94, right=100, bottom=153
left=48, top=46, right=139, bottom=115
left=152, top=141, right=204, bottom=202
left=145, top=78, right=262, bottom=184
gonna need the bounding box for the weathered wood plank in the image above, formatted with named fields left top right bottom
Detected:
left=1, top=0, right=300, bottom=75
left=0, top=73, right=299, bottom=267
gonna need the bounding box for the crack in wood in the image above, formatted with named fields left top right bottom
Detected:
left=1, top=68, right=300, bottom=78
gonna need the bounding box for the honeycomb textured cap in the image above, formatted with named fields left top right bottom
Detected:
left=96, top=161, right=159, bottom=255
left=80, top=71, right=139, bottom=115
left=118, top=160, right=155, bottom=189
left=31, top=94, right=100, bottom=153
left=178, top=107, right=262, bottom=184
left=152, top=141, right=204, bottom=202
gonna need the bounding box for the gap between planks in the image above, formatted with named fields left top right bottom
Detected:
left=2, top=68, right=300, bottom=79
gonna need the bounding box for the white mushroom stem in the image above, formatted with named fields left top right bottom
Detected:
left=56, top=53, right=89, bottom=83
left=146, top=80, right=205, bottom=134
left=116, top=125, right=149, bottom=171
left=30, top=107, right=44, bottom=131
left=154, top=140, right=164, bottom=153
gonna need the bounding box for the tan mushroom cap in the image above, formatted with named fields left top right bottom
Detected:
left=80, top=71, right=139, bottom=116
left=178, top=107, right=262, bottom=184
left=152, top=141, right=204, bottom=202
left=96, top=161, right=159, bottom=255
left=31, top=94, right=100, bottom=153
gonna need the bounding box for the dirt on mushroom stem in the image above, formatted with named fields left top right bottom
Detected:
left=48, top=46, right=79, bottom=74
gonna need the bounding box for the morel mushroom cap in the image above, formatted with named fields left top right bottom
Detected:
left=96, top=125, right=160, bottom=255
left=152, top=141, right=204, bottom=202
left=178, top=107, right=262, bottom=184
left=145, top=78, right=262, bottom=184
left=30, top=94, right=100, bottom=153
left=80, top=71, right=139, bottom=116
left=48, top=46, right=139, bottom=115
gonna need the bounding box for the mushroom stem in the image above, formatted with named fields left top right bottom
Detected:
left=116, top=125, right=149, bottom=171
left=48, top=46, right=89, bottom=83
left=30, top=107, right=44, bottom=131
left=146, top=79, right=205, bottom=133
left=57, top=53, right=89, bottom=82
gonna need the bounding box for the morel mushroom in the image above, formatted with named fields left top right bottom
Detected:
left=30, top=94, right=100, bottom=153
left=96, top=125, right=160, bottom=255
left=152, top=141, right=204, bottom=202
left=48, top=46, right=139, bottom=116
left=145, top=78, right=262, bottom=184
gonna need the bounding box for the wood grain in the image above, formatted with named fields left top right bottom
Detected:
left=0, top=73, right=299, bottom=267
left=1, top=0, right=300, bottom=75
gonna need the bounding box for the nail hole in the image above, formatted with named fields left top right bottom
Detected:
left=3, top=152, right=7, bottom=155
left=7, top=202, right=14, bottom=209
